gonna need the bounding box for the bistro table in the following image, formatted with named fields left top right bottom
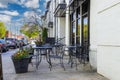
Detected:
left=33, top=45, right=53, bottom=71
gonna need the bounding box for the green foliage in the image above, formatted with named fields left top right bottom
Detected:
left=83, top=24, right=88, bottom=39
left=41, top=28, right=48, bottom=43
left=20, top=24, right=40, bottom=38
left=0, top=22, right=6, bottom=38
left=35, top=40, right=42, bottom=45
left=12, top=48, right=29, bottom=60
left=26, top=46, right=33, bottom=54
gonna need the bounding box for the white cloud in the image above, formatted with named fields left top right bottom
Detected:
left=19, top=0, right=27, bottom=4
left=24, top=0, right=39, bottom=8
left=44, top=0, right=50, bottom=8
left=45, top=0, right=50, bottom=2
left=23, top=11, right=41, bottom=23
left=24, top=11, right=41, bottom=18
left=24, top=11, right=35, bottom=18
left=0, top=3, right=7, bottom=8
left=0, top=0, right=19, bottom=8
left=0, top=0, right=40, bottom=9
left=0, top=14, right=11, bottom=23
left=0, top=10, right=19, bottom=16
left=37, top=9, right=41, bottom=13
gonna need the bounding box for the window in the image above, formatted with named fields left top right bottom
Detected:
left=70, top=0, right=89, bottom=49
left=76, top=7, right=81, bottom=45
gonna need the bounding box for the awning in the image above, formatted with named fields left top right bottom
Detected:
left=54, top=3, right=66, bottom=17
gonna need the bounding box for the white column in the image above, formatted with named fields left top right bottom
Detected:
left=65, top=0, right=70, bottom=46
left=53, top=0, right=55, bottom=37
left=56, top=17, right=58, bottom=41
left=58, top=17, right=65, bottom=40
left=58, top=17, right=61, bottom=39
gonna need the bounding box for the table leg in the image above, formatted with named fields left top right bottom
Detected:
left=36, top=49, right=42, bottom=69
left=46, top=49, right=52, bottom=71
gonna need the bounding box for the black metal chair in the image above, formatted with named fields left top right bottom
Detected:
left=80, top=45, right=89, bottom=65
left=45, top=37, right=55, bottom=45
left=61, top=45, right=82, bottom=70
left=48, top=43, right=66, bottom=70
left=28, top=47, right=35, bottom=66
left=42, top=37, right=66, bottom=70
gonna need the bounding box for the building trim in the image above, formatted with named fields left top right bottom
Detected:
left=98, top=44, right=120, bottom=47
left=98, top=1, right=120, bottom=14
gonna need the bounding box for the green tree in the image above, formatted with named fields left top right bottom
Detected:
left=20, top=24, right=40, bottom=38
left=83, top=24, right=88, bottom=40
left=41, top=27, right=48, bottom=43
left=0, top=22, right=6, bottom=38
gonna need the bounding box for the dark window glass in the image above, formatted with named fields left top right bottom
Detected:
left=83, top=16, right=88, bottom=46
left=76, top=19, right=80, bottom=45
left=73, top=12, right=76, bottom=21
left=77, top=7, right=80, bottom=18
left=82, top=1, right=88, bottom=14
left=72, top=22, right=76, bottom=45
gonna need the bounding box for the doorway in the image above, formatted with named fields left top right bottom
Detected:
left=70, top=0, right=90, bottom=61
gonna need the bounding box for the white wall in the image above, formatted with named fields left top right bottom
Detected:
left=58, top=17, right=65, bottom=43
left=48, top=28, right=53, bottom=37
left=97, top=46, right=120, bottom=80
left=91, top=0, right=120, bottom=80
left=47, top=1, right=54, bottom=37
left=89, top=0, right=98, bottom=69
left=58, top=18, right=65, bottom=38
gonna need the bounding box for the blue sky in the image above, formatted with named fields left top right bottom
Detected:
left=0, top=0, right=49, bottom=35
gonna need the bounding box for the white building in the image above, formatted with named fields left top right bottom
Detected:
left=44, top=0, right=120, bottom=80
left=42, top=1, right=54, bottom=37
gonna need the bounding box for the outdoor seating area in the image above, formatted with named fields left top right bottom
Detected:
left=2, top=48, right=109, bottom=80
left=0, top=0, right=120, bottom=79
left=0, top=37, right=108, bottom=80
left=27, top=37, right=89, bottom=72
left=32, top=44, right=85, bottom=70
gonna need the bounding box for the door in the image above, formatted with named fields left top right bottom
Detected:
left=81, top=0, right=90, bottom=62
left=82, top=15, right=89, bottom=61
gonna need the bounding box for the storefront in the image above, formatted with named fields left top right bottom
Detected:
left=69, top=0, right=90, bottom=61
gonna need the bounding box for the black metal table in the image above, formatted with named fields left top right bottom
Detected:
left=33, top=46, right=53, bottom=71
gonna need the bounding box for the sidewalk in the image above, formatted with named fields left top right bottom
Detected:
left=2, top=49, right=109, bottom=80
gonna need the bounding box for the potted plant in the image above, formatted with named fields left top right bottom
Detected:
left=11, top=48, right=30, bottom=73
left=35, top=40, right=43, bottom=47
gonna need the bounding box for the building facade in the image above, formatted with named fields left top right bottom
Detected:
left=43, top=1, right=54, bottom=37
left=44, top=0, right=120, bottom=80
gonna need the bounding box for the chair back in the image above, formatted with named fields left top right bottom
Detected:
left=45, top=37, right=55, bottom=45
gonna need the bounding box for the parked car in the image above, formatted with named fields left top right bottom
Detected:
left=5, top=38, right=21, bottom=48
left=29, top=39, right=36, bottom=47
left=18, top=40, right=24, bottom=47
left=0, top=39, right=9, bottom=52
left=14, top=39, right=21, bottom=48
left=22, top=39, right=28, bottom=46
left=6, top=40, right=17, bottom=49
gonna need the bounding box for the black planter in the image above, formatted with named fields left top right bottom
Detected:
left=12, top=57, right=30, bottom=73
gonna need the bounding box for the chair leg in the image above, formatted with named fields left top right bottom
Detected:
left=60, top=53, right=65, bottom=71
